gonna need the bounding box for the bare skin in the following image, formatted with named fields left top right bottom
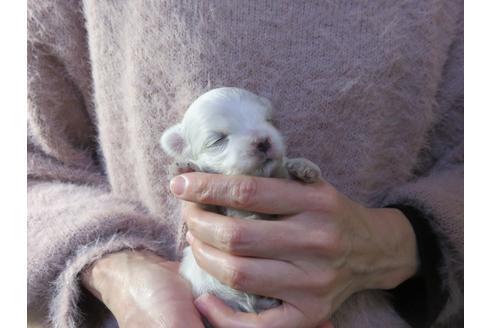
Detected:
left=82, top=172, right=417, bottom=328
left=82, top=250, right=204, bottom=328
left=172, top=173, right=418, bottom=328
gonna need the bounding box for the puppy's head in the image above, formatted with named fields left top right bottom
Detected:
left=161, top=87, right=285, bottom=177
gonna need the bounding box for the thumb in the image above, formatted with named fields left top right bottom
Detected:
left=194, top=294, right=305, bottom=328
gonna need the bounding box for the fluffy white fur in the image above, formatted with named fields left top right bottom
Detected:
left=161, top=88, right=411, bottom=327
left=161, top=87, right=288, bottom=178
left=161, top=87, right=321, bottom=313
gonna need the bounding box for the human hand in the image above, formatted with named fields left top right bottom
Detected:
left=170, top=173, right=418, bottom=328
left=82, top=250, right=204, bottom=328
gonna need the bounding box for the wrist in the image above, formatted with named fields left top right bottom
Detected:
left=362, top=207, right=419, bottom=290
left=81, top=250, right=140, bottom=316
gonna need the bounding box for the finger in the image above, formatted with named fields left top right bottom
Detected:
left=184, top=203, right=341, bottom=262
left=171, top=172, right=333, bottom=214
left=194, top=294, right=306, bottom=328
left=188, top=233, right=300, bottom=300
left=184, top=203, right=304, bottom=259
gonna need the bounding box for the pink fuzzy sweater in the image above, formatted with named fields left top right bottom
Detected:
left=27, top=1, right=463, bottom=327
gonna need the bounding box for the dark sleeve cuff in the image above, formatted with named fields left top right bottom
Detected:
left=385, top=205, right=449, bottom=328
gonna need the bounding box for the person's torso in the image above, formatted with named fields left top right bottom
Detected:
left=83, top=0, right=460, bottom=219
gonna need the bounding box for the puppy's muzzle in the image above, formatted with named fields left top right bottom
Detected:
left=256, top=138, right=271, bottom=154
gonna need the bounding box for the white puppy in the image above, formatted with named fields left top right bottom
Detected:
left=160, top=88, right=409, bottom=328
left=160, top=87, right=321, bottom=313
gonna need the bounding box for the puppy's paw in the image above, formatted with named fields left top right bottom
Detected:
left=285, top=158, right=321, bottom=183
left=168, top=161, right=200, bottom=177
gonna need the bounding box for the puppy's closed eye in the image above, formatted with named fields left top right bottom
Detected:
left=206, top=132, right=228, bottom=149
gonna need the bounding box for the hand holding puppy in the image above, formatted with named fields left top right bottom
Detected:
left=82, top=250, right=205, bottom=328
left=171, top=173, right=418, bottom=328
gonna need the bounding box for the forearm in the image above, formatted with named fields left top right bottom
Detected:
left=81, top=250, right=155, bottom=323
left=28, top=180, right=175, bottom=326
left=81, top=250, right=204, bottom=328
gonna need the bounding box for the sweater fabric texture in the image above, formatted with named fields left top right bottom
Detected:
left=27, top=1, right=463, bottom=327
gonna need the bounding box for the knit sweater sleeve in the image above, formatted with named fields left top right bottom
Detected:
left=380, top=16, right=463, bottom=327
left=27, top=1, right=175, bottom=327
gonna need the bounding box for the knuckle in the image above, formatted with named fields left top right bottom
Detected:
left=326, top=230, right=344, bottom=253
left=194, top=179, right=214, bottom=203
left=328, top=190, right=344, bottom=211
left=231, top=177, right=257, bottom=208
left=217, top=224, right=244, bottom=253
left=319, top=271, right=336, bottom=287
left=305, top=229, right=329, bottom=251
left=224, top=262, right=248, bottom=290
left=307, top=271, right=336, bottom=292
left=306, top=226, right=343, bottom=255
left=313, top=185, right=342, bottom=212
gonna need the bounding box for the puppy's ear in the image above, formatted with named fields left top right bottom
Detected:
left=160, top=123, right=187, bottom=158
left=258, top=96, right=274, bottom=120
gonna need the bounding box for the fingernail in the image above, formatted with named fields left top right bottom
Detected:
left=170, top=175, right=187, bottom=196
left=186, top=231, right=194, bottom=244
left=194, top=299, right=205, bottom=313
left=194, top=294, right=210, bottom=313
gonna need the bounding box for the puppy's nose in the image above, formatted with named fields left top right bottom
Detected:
left=256, top=138, right=271, bottom=153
